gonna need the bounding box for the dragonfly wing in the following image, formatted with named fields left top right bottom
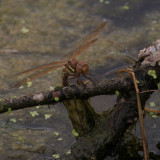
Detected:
left=13, top=64, right=64, bottom=88
left=17, top=60, right=66, bottom=76
left=62, top=22, right=107, bottom=60
left=72, top=38, right=98, bottom=58
left=71, top=21, right=107, bottom=59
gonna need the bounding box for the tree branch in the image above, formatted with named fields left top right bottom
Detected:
left=0, top=78, right=130, bottom=113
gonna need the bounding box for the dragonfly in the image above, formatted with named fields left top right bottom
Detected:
left=13, top=21, right=107, bottom=88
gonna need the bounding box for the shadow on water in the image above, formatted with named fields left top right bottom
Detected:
left=86, top=0, right=160, bottom=28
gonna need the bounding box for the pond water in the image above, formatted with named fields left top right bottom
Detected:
left=0, top=0, right=160, bottom=159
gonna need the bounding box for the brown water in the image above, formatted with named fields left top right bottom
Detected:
left=0, top=0, right=160, bottom=159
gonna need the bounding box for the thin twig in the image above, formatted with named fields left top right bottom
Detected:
left=118, top=68, right=149, bottom=160
left=144, top=107, right=160, bottom=114
left=139, top=89, right=158, bottom=93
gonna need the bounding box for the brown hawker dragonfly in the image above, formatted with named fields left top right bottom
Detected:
left=13, top=21, right=107, bottom=88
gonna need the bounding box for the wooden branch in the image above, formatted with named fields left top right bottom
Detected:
left=0, top=78, right=130, bottom=114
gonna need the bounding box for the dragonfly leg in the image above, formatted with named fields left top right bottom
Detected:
left=76, top=74, right=83, bottom=85
left=83, top=74, right=93, bottom=82
left=62, top=69, right=69, bottom=86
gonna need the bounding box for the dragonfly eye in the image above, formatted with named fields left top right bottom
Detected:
left=82, top=64, right=89, bottom=74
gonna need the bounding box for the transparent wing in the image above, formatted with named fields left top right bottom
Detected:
left=17, top=60, right=66, bottom=76
left=12, top=64, right=64, bottom=88
left=64, top=21, right=107, bottom=59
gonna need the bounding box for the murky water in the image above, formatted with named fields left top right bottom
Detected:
left=0, top=0, right=160, bottom=159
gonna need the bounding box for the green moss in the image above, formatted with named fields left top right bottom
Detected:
left=148, top=70, right=157, bottom=79
left=8, top=107, right=11, bottom=114
left=72, top=129, right=79, bottom=137
left=54, top=97, right=59, bottom=101
left=115, top=90, right=119, bottom=95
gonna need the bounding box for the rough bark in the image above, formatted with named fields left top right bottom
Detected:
left=0, top=79, right=129, bottom=114
left=61, top=65, right=160, bottom=160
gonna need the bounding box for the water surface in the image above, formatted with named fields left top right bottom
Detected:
left=0, top=0, right=160, bottom=159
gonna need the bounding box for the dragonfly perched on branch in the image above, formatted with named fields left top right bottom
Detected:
left=13, top=21, right=107, bottom=88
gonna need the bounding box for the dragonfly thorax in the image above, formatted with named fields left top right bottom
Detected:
left=76, top=61, right=89, bottom=75
left=65, top=58, right=78, bottom=73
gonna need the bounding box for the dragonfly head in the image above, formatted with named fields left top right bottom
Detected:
left=76, top=61, right=89, bottom=75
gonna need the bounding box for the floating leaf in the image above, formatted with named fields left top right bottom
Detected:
left=19, top=86, right=24, bottom=89
left=57, top=138, right=63, bottom=141
left=104, top=0, right=110, bottom=4
left=18, top=136, right=24, bottom=142
left=99, top=0, right=104, bottom=3
left=149, top=112, right=154, bottom=116
left=56, top=84, right=62, bottom=88
left=8, top=108, right=11, bottom=114
left=153, top=74, right=157, bottom=79
left=122, top=5, right=130, bottom=10
left=21, top=20, right=25, bottom=24
left=157, top=83, right=160, bottom=89
left=12, top=133, right=19, bottom=137
left=66, top=150, right=71, bottom=155
left=54, top=97, right=59, bottom=101
left=52, top=154, right=60, bottom=159
left=152, top=115, right=158, bottom=119
left=36, top=105, right=40, bottom=109
left=136, top=80, right=139, bottom=84
left=30, top=111, right=39, bottom=117
left=54, top=132, right=59, bottom=136
left=21, top=27, right=29, bottom=33
left=45, top=114, right=52, bottom=119
left=10, top=118, right=16, bottom=123
left=49, top=86, right=55, bottom=91
left=150, top=102, right=156, bottom=107
left=12, top=96, right=17, bottom=99
left=72, top=129, right=79, bottom=137
left=115, top=90, right=119, bottom=95
left=27, top=81, right=32, bottom=87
